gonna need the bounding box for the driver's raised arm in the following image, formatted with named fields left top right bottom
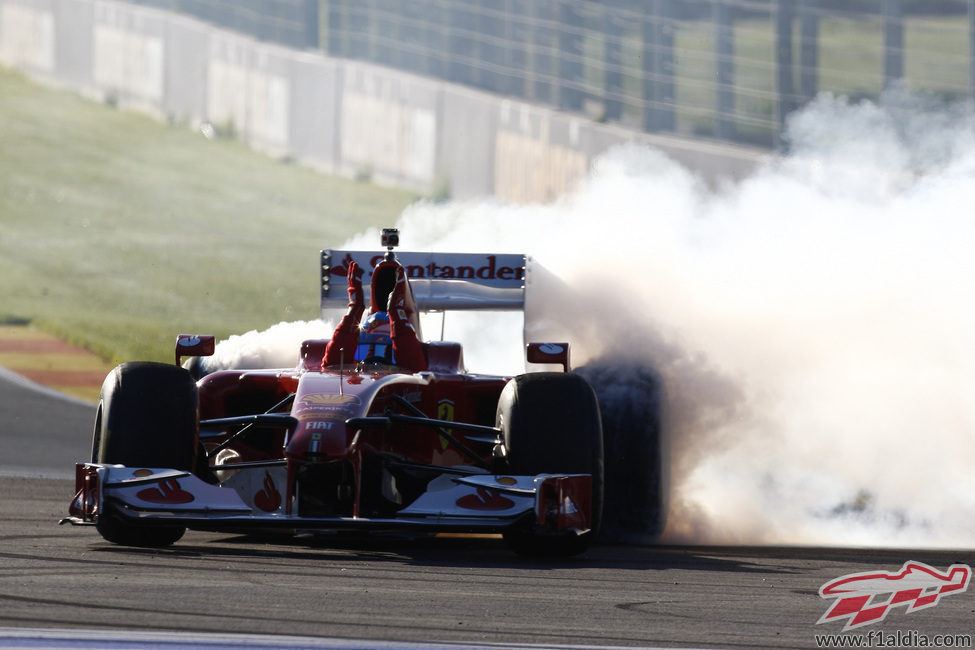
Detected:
left=388, top=267, right=427, bottom=372
left=322, top=261, right=364, bottom=367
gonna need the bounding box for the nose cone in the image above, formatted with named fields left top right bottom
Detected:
left=286, top=371, right=384, bottom=461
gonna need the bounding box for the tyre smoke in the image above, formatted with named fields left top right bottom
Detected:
left=386, top=89, right=975, bottom=548
left=203, top=320, right=333, bottom=371
left=212, top=88, right=975, bottom=548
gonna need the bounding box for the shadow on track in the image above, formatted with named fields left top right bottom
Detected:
left=85, top=530, right=805, bottom=576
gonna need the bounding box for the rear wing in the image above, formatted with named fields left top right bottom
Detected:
left=321, top=250, right=527, bottom=317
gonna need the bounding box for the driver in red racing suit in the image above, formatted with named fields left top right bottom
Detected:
left=322, top=261, right=427, bottom=371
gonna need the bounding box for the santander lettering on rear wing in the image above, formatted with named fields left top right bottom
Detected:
left=321, top=250, right=528, bottom=314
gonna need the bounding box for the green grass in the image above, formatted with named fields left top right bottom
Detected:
left=0, top=66, right=417, bottom=364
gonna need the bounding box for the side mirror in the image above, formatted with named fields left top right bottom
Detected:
left=175, top=334, right=215, bottom=366
left=526, top=342, right=570, bottom=372
left=300, top=339, right=329, bottom=371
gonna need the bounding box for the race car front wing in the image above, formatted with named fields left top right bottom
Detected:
left=62, top=463, right=592, bottom=536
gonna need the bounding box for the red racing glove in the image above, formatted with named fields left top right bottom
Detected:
left=322, top=261, right=366, bottom=367
left=344, top=261, right=365, bottom=322
left=387, top=267, right=427, bottom=371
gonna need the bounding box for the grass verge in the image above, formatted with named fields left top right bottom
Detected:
left=0, top=66, right=417, bottom=364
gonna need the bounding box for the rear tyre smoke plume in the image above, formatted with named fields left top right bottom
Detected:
left=210, top=88, right=975, bottom=548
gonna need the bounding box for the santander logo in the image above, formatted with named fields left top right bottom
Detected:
left=456, top=487, right=515, bottom=511
left=253, top=470, right=282, bottom=512
left=330, top=253, right=524, bottom=283
left=136, top=479, right=194, bottom=504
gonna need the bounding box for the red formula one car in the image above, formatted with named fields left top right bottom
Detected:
left=63, top=230, right=610, bottom=556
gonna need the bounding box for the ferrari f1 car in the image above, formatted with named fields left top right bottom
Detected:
left=63, top=230, right=610, bottom=556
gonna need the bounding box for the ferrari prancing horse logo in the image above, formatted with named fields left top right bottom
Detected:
left=437, top=399, right=455, bottom=450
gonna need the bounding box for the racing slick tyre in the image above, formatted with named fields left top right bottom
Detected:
left=497, top=372, right=604, bottom=558
left=575, top=360, right=667, bottom=542
left=92, top=362, right=199, bottom=547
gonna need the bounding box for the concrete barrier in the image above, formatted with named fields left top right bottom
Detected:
left=0, top=0, right=767, bottom=202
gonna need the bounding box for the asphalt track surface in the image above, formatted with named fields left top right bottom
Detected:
left=2, top=370, right=974, bottom=649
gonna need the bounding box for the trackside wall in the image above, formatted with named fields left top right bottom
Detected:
left=0, top=0, right=766, bottom=201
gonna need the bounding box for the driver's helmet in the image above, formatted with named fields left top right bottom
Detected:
left=355, top=311, right=395, bottom=363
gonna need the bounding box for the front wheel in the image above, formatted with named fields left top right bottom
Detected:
left=93, top=362, right=199, bottom=547
left=496, top=372, right=604, bottom=557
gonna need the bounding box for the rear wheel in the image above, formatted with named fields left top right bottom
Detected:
left=497, top=372, right=603, bottom=557
left=575, top=361, right=667, bottom=543
left=93, top=362, right=198, bottom=547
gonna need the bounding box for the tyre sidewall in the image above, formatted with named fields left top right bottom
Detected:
left=497, top=372, right=604, bottom=555
left=96, top=362, right=198, bottom=471
left=93, top=362, right=198, bottom=547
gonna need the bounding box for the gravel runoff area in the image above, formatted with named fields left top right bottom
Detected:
left=0, top=325, right=113, bottom=404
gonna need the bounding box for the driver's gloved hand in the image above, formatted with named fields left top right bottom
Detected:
left=387, top=267, right=413, bottom=331
left=344, top=261, right=365, bottom=327
left=386, top=267, right=427, bottom=371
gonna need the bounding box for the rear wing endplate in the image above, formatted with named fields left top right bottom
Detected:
left=321, top=250, right=527, bottom=316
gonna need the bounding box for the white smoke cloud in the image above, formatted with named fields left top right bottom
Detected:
left=205, top=319, right=333, bottom=371
left=210, top=88, right=975, bottom=548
